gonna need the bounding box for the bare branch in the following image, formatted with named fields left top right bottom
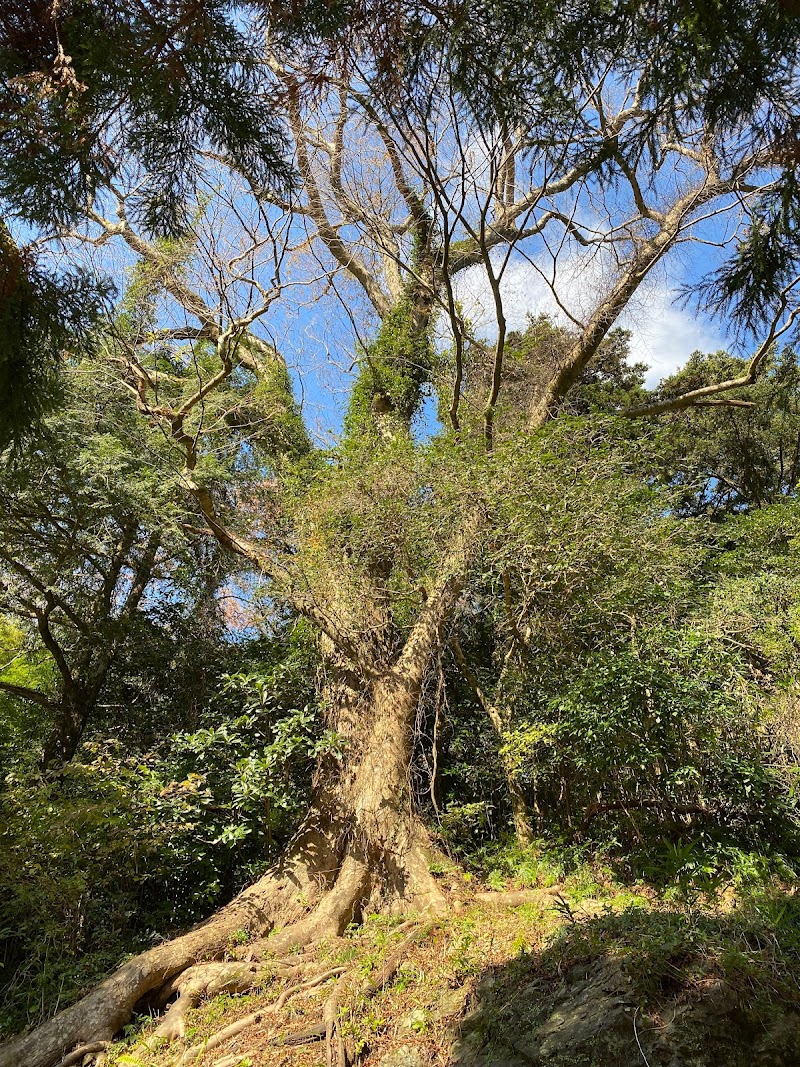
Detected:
left=622, top=287, right=800, bottom=418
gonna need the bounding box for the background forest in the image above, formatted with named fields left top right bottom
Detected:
left=2, top=4, right=800, bottom=1067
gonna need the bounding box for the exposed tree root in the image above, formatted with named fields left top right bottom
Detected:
left=0, top=809, right=449, bottom=1067
left=0, top=819, right=342, bottom=1067
left=54, top=1042, right=109, bottom=1067
left=359, top=924, right=429, bottom=997
left=266, top=852, right=371, bottom=954
left=196, top=921, right=430, bottom=1067
left=175, top=858, right=423, bottom=1065
left=0, top=645, right=460, bottom=1067
left=324, top=986, right=344, bottom=1067
left=474, top=888, right=560, bottom=906
left=179, top=966, right=346, bottom=1065
left=270, top=1022, right=329, bottom=1047
left=147, top=962, right=268, bottom=1044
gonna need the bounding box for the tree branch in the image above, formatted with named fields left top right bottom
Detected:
left=0, top=680, right=57, bottom=710
left=282, top=75, right=391, bottom=317
left=621, top=295, right=800, bottom=418
left=528, top=162, right=767, bottom=428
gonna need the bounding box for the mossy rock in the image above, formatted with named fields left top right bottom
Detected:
left=450, top=959, right=800, bottom=1066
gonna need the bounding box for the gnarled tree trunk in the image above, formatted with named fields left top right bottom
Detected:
left=0, top=556, right=465, bottom=1067
left=40, top=685, right=93, bottom=771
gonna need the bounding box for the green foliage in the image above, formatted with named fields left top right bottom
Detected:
left=0, top=2, right=291, bottom=235
left=344, top=296, right=435, bottom=442
left=439, top=801, right=495, bottom=851
left=0, top=223, right=109, bottom=450
left=0, top=618, right=54, bottom=767
left=655, top=347, right=800, bottom=515
left=113, top=256, right=311, bottom=469
left=0, top=626, right=324, bottom=1033
left=168, top=666, right=343, bottom=846
left=698, top=178, right=800, bottom=334
left=510, top=629, right=791, bottom=845
left=0, top=759, right=175, bottom=1035
left=0, top=355, right=193, bottom=764
left=249, top=358, right=311, bottom=459
left=435, top=317, right=650, bottom=439
left=425, top=0, right=800, bottom=170
left=468, top=840, right=632, bottom=911
left=401, top=1, right=800, bottom=351
left=434, top=422, right=800, bottom=856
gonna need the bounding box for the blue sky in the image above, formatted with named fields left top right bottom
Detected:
left=67, top=103, right=772, bottom=447
left=449, top=242, right=731, bottom=388
left=268, top=224, right=739, bottom=443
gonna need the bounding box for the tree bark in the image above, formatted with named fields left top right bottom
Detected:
left=0, top=569, right=463, bottom=1067
left=40, top=687, right=90, bottom=771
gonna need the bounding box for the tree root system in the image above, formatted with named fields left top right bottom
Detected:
left=0, top=812, right=446, bottom=1067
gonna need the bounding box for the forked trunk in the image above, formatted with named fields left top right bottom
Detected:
left=40, top=688, right=89, bottom=771
left=0, top=529, right=471, bottom=1067
left=335, top=669, right=449, bottom=914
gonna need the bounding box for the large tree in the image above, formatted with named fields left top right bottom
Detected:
left=3, top=7, right=800, bottom=1066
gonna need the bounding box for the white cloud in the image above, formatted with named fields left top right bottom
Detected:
left=620, top=288, right=727, bottom=386
left=448, top=252, right=728, bottom=388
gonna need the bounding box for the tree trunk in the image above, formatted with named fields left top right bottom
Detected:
left=40, top=687, right=90, bottom=771
left=509, top=773, right=534, bottom=848
left=0, top=523, right=472, bottom=1067
left=0, top=664, right=446, bottom=1067
left=335, top=669, right=449, bottom=914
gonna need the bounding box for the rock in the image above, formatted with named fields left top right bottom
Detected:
left=448, top=957, right=800, bottom=1067
left=433, top=987, right=469, bottom=1021
left=756, top=1011, right=800, bottom=1060
left=533, top=963, right=634, bottom=1060
left=398, top=1008, right=429, bottom=1034
left=377, top=1043, right=429, bottom=1067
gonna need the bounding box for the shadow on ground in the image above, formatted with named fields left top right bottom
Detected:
left=449, top=892, right=800, bottom=1067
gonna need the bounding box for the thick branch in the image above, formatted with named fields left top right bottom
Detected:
left=118, top=532, right=160, bottom=622
left=448, top=105, right=637, bottom=275
left=185, top=479, right=367, bottom=667
left=393, top=516, right=478, bottom=688
left=100, top=521, right=138, bottom=617
left=284, top=78, right=391, bottom=317
left=36, top=604, right=74, bottom=689
left=0, top=550, right=90, bottom=636
left=450, top=637, right=503, bottom=735
left=622, top=296, right=800, bottom=418
left=0, top=680, right=57, bottom=710
left=528, top=166, right=757, bottom=428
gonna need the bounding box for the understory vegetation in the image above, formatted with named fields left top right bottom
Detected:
left=2, top=338, right=800, bottom=1044
left=3, top=4, right=800, bottom=1066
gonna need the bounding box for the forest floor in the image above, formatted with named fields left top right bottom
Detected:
left=101, top=858, right=800, bottom=1067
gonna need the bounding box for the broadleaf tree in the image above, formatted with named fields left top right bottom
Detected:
left=3, top=5, right=800, bottom=1065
